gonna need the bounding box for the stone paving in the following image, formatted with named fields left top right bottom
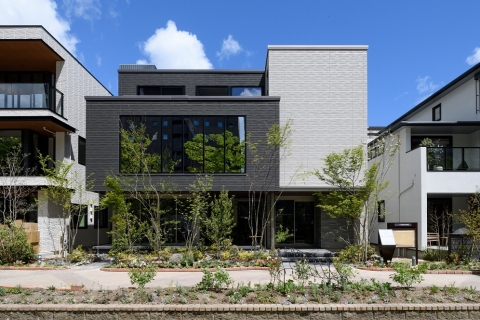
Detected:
left=1, top=263, right=480, bottom=289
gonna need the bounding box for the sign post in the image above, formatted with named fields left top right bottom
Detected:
left=387, top=222, right=418, bottom=262
left=378, top=229, right=396, bottom=263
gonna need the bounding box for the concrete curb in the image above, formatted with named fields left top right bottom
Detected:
left=101, top=266, right=270, bottom=272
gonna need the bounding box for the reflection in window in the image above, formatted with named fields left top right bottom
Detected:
left=231, top=87, right=262, bottom=96
left=120, top=116, right=246, bottom=174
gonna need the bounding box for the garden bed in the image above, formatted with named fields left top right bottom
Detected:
left=102, top=266, right=269, bottom=272
left=0, top=266, right=69, bottom=271
left=0, top=281, right=479, bottom=305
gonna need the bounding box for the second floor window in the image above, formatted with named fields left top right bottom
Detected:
left=138, top=86, right=185, bottom=95
left=120, top=115, right=246, bottom=174
left=432, top=104, right=441, bottom=121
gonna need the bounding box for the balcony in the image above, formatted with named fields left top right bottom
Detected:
left=0, top=83, right=64, bottom=117
left=426, top=147, right=480, bottom=171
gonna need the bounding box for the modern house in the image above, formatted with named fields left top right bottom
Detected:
left=369, top=62, right=480, bottom=251
left=0, top=26, right=111, bottom=253
left=86, top=45, right=368, bottom=249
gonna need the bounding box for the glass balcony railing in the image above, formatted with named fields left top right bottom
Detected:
left=426, top=147, right=480, bottom=171
left=0, top=83, right=64, bottom=117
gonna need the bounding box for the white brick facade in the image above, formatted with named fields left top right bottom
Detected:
left=267, top=46, right=368, bottom=188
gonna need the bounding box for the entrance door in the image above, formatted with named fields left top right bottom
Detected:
left=275, top=200, right=314, bottom=245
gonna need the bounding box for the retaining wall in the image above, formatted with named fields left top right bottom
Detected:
left=2, top=303, right=479, bottom=319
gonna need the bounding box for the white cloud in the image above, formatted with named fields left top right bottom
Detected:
left=63, top=0, right=101, bottom=21
left=217, top=35, right=242, bottom=60
left=137, top=20, right=212, bottom=69
left=0, top=0, right=79, bottom=55
left=96, top=53, right=101, bottom=66
left=394, top=91, right=408, bottom=101
left=416, top=76, right=440, bottom=94
left=466, top=47, right=480, bottom=66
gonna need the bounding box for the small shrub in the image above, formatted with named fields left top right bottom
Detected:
left=158, top=248, right=172, bottom=261
left=429, top=285, right=439, bottom=294
left=390, top=263, right=424, bottom=288
left=67, top=245, right=90, bottom=263
left=197, top=268, right=233, bottom=292
left=128, top=265, right=157, bottom=289
left=220, top=251, right=231, bottom=261
left=335, top=244, right=376, bottom=263
left=0, top=224, right=35, bottom=264
left=0, top=287, right=5, bottom=296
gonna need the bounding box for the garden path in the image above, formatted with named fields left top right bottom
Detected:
left=0, top=264, right=479, bottom=289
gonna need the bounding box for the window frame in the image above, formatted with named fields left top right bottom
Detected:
left=94, top=207, right=109, bottom=229
left=78, top=136, right=86, bottom=166
left=137, top=86, right=185, bottom=95
left=71, top=207, right=88, bottom=229
left=432, top=104, right=441, bottom=121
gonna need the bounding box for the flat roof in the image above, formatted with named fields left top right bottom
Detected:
left=268, top=45, right=368, bottom=50
left=118, top=69, right=265, bottom=74
left=85, top=95, right=280, bottom=102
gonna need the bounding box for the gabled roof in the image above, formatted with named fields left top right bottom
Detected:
left=379, top=62, right=480, bottom=135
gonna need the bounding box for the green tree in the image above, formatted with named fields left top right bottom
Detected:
left=120, top=121, right=162, bottom=173
left=38, top=155, right=96, bottom=257
left=108, top=121, right=177, bottom=252
left=0, top=141, right=36, bottom=224
left=101, top=176, right=146, bottom=253
left=181, top=175, right=212, bottom=254
left=183, top=131, right=245, bottom=173
left=246, top=119, right=294, bottom=249
left=308, top=133, right=400, bottom=261
left=203, top=189, right=235, bottom=257
left=455, top=190, right=480, bottom=257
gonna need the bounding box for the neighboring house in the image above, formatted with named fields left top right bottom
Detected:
left=369, top=62, right=480, bottom=251
left=0, top=26, right=111, bottom=253
left=86, top=45, right=368, bottom=249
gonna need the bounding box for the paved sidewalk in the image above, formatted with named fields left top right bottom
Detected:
left=1, top=264, right=480, bottom=289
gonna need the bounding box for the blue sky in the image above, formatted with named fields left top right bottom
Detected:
left=2, top=0, right=480, bottom=126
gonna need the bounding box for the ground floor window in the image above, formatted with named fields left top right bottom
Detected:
left=275, top=200, right=315, bottom=245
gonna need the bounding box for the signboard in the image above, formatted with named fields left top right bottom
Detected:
left=393, top=230, right=415, bottom=248
left=378, top=229, right=396, bottom=246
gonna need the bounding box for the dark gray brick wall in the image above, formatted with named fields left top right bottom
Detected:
left=118, top=71, right=265, bottom=96
left=86, top=98, right=279, bottom=192
left=320, top=209, right=352, bottom=249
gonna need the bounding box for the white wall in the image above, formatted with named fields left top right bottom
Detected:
left=409, top=78, right=479, bottom=122
left=267, top=46, right=368, bottom=188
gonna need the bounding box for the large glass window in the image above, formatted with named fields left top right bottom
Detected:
left=196, top=86, right=263, bottom=96
left=120, top=116, right=246, bottom=174
left=231, top=87, right=262, bottom=96
left=138, top=86, right=185, bottom=95
left=197, top=86, right=229, bottom=96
